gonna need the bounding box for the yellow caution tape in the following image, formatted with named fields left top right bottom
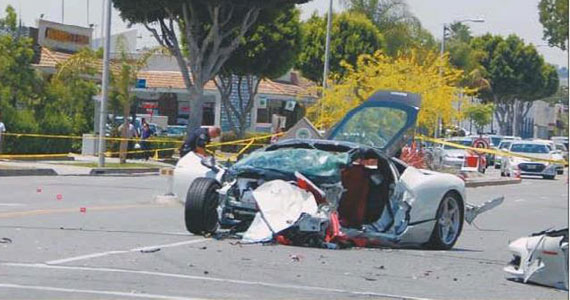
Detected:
left=2, top=132, right=183, bottom=144
left=416, top=135, right=569, bottom=167
left=0, top=147, right=178, bottom=160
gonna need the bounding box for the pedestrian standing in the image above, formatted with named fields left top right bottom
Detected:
left=119, top=121, right=139, bottom=159
left=140, top=122, right=152, bottom=160
left=0, top=112, right=5, bottom=154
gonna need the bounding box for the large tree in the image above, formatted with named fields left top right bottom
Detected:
left=538, top=0, right=569, bottom=50
left=113, top=0, right=310, bottom=132
left=471, top=34, right=559, bottom=135
left=214, top=6, right=302, bottom=138
left=296, top=11, right=384, bottom=84
left=342, top=0, right=436, bottom=56
left=307, top=49, right=468, bottom=133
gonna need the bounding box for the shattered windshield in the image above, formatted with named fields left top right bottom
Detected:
left=330, top=106, right=408, bottom=149
left=231, top=148, right=350, bottom=181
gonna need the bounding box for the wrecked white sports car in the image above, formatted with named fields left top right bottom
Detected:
left=177, top=90, right=501, bottom=249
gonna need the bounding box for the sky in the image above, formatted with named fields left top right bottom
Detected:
left=0, top=0, right=567, bottom=67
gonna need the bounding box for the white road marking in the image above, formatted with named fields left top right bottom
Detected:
left=45, top=238, right=209, bottom=265
left=0, top=283, right=207, bottom=300
left=0, top=203, right=26, bottom=207
left=514, top=199, right=525, bottom=202
left=3, top=262, right=432, bottom=300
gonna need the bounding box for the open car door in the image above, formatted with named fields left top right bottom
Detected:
left=327, top=90, right=421, bottom=157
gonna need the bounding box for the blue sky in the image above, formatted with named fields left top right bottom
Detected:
left=0, top=0, right=567, bottom=67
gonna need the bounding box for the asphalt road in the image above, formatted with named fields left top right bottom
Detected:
left=0, top=172, right=567, bottom=300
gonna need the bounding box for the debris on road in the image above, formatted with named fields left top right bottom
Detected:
left=465, top=197, right=504, bottom=224
left=504, top=228, right=568, bottom=290
left=139, top=247, right=161, bottom=253
left=0, top=238, right=12, bottom=244
left=289, top=254, right=303, bottom=262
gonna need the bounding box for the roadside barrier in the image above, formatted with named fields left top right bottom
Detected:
left=417, top=135, right=569, bottom=167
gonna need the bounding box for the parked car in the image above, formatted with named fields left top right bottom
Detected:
left=495, top=140, right=514, bottom=169
left=551, top=136, right=569, bottom=150
left=554, top=142, right=569, bottom=162
left=175, top=90, right=502, bottom=250
left=164, top=125, right=187, bottom=137
left=433, top=138, right=473, bottom=169
left=501, top=141, right=559, bottom=179
left=533, top=139, right=565, bottom=174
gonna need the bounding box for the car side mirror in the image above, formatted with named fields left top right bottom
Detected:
left=201, top=156, right=219, bottom=172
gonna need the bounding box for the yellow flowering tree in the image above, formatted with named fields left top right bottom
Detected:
left=307, top=49, right=474, bottom=135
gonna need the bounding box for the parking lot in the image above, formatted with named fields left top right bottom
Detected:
left=0, top=173, right=567, bottom=300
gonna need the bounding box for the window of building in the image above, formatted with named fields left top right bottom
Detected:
left=256, top=99, right=284, bottom=124
left=202, top=102, right=215, bottom=126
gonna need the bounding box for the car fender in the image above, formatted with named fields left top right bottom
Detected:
left=399, top=167, right=466, bottom=224
left=173, top=152, right=217, bottom=203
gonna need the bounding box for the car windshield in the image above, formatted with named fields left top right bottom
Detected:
left=490, top=137, right=501, bottom=146
left=444, top=140, right=472, bottom=150
left=510, top=144, right=549, bottom=154
left=330, top=106, right=408, bottom=149
left=231, top=148, right=350, bottom=181
left=499, top=141, right=511, bottom=149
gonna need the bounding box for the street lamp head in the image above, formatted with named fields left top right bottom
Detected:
left=458, top=18, right=485, bottom=23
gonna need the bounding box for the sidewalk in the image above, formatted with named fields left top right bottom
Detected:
left=0, top=155, right=175, bottom=176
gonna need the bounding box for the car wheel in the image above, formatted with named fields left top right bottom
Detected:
left=184, top=177, right=220, bottom=235
left=557, top=170, right=564, bottom=175
left=543, top=175, right=556, bottom=180
left=425, top=192, right=464, bottom=250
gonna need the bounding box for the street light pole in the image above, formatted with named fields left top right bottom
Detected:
left=322, top=0, right=333, bottom=95
left=438, top=18, right=485, bottom=138
left=61, top=0, right=64, bottom=23
left=98, top=0, right=112, bottom=168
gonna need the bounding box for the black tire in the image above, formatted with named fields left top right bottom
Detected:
left=500, top=171, right=506, bottom=177
left=557, top=170, right=564, bottom=175
left=543, top=175, right=556, bottom=180
left=425, top=192, right=464, bottom=250
left=184, top=177, right=220, bottom=235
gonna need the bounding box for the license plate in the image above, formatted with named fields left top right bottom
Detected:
left=526, top=165, right=537, bottom=169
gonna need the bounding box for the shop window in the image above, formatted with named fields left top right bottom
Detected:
left=256, top=100, right=283, bottom=124
left=202, top=102, right=215, bottom=126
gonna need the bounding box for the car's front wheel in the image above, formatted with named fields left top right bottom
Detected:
left=185, top=177, right=220, bottom=235
left=426, top=192, right=464, bottom=250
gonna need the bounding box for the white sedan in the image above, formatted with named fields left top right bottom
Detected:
left=501, top=141, right=559, bottom=180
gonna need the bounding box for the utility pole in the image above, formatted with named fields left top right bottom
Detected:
left=98, top=0, right=112, bottom=167
left=86, top=0, right=90, bottom=27
left=61, top=0, right=64, bottom=23
left=322, top=0, right=333, bottom=94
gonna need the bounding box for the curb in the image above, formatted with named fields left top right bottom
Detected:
left=89, top=168, right=160, bottom=176
left=0, top=168, right=58, bottom=177
left=465, top=178, right=521, bottom=188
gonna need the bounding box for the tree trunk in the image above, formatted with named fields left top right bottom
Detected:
left=187, top=87, right=205, bottom=134
left=494, top=101, right=509, bottom=135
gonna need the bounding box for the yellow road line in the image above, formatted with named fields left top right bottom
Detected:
left=0, top=204, right=162, bottom=219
